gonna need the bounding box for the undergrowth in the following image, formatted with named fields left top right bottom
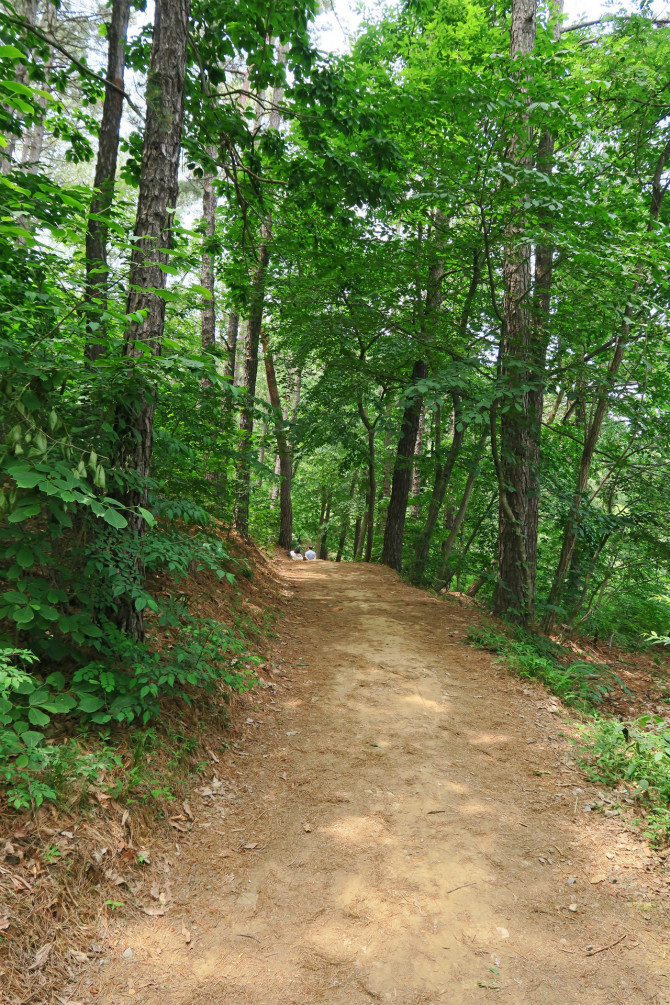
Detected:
left=465, top=624, right=627, bottom=710
left=0, top=524, right=260, bottom=813
left=467, top=623, right=670, bottom=845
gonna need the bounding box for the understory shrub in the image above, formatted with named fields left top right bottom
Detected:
left=577, top=715, right=670, bottom=845
left=466, top=624, right=628, bottom=710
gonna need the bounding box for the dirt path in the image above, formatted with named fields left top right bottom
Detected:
left=90, top=561, right=670, bottom=1004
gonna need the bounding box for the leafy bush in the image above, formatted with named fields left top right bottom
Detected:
left=576, top=715, right=670, bottom=845
left=0, top=605, right=256, bottom=810
left=466, top=624, right=627, bottom=710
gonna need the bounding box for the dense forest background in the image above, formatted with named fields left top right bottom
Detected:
left=1, top=0, right=670, bottom=809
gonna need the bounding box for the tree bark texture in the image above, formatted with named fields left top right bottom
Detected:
left=84, top=0, right=131, bottom=362
left=115, top=0, right=191, bottom=639
left=493, top=0, right=537, bottom=625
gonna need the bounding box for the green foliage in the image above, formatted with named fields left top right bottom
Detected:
left=577, top=716, right=670, bottom=845
left=466, top=624, right=627, bottom=710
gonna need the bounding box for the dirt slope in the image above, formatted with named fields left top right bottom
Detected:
left=82, top=560, right=670, bottom=1004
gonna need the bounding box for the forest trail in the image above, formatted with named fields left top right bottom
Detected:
left=91, top=561, right=670, bottom=1005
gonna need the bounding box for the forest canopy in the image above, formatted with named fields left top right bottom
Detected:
left=1, top=0, right=670, bottom=804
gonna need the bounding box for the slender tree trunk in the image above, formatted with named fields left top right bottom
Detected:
left=410, top=407, right=424, bottom=518
left=382, top=260, right=445, bottom=572
left=492, top=0, right=537, bottom=625
left=233, top=56, right=285, bottom=537
left=543, top=136, right=670, bottom=630
left=84, top=0, right=131, bottom=362
left=319, top=494, right=332, bottom=559
left=434, top=429, right=489, bottom=582
left=114, top=0, right=191, bottom=639
left=353, top=516, right=362, bottom=559
left=200, top=146, right=217, bottom=356
left=355, top=510, right=368, bottom=560
left=336, top=471, right=358, bottom=561
left=234, top=235, right=270, bottom=537
left=261, top=331, right=293, bottom=549
left=382, top=359, right=427, bottom=571
left=411, top=397, right=465, bottom=584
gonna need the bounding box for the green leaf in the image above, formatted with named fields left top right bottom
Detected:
left=28, top=688, right=50, bottom=705
left=28, top=707, right=50, bottom=727
left=78, top=694, right=105, bottom=713
left=42, top=694, right=77, bottom=713
left=103, top=508, right=128, bottom=529
left=0, top=45, right=26, bottom=58
left=21, top=730, right=45, bottom=748
left=11, top=607, right=35, bottom=625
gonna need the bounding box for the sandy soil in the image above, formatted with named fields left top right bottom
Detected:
left=84, top=560, right=670, bottom=1004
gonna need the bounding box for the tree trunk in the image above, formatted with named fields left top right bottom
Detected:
left=114, top=0, right=191, bottom=639
left=433, top=429, right=488, bottom=582
left=382, top=259, right=445, bottom=572
left=318, top=495, right=332, bottom=559
left=234, top=233, right=270, bottom=538
left=382, top=358, right=427, bottom=571
left=261, top=331, right=293, bottom=549
left=492, top=0, right=537, bottom=625
left=200, top=146, right=217, bottom=356
left=410, top=407, right=424, bottom=518
left=336, top=471, right=358, bottom=561
left=353, top=515, right=362, bottom=559
left=355, top=510, right=368, bottom=560
left=543, top=136, right=670, bottom=630
left=233, top=63, right=285, bottom=537
left=411, top=396, right=467, bottom=584
left=84, top=0, right=131, bottom=362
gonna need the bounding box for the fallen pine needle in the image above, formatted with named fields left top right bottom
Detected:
left=236, top=933, right=261, bottom=943
left=585, top=933, right=627, bottom=957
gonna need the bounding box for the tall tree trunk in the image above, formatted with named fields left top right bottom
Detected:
left=543, top=136, right=670, bottom=630
left=336, top=471, right=358, bottom=561
left=114, top=0, right=191, bottom=640
left=355, top=511, right=368, bottom=560
left=233, top=63, right=284, bottom=537
left=382, top=260, right=445, bottom=572
left=492, top=0, right=537, bottom=625
left=200, top=145, right=217, bottom=356
left=261, top=331, right=293, bottom=549
left=353, top=515, right=362, bottom=559
left=410, top=407, right=425, bottom=518
left=382, top=358, right=427, bottom=571
left=434, top=429, right=488, bottom=583
left=318, top=494, right=332, bottom=559
left=224, top=312, right=239, bottom=384
left=84, top=0, right=131, bottom=362
left=357, top=398, right=377, bottom=563
left=411, top=397, right=465, bottom=584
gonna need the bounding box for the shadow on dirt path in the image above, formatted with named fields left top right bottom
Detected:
left=87, top=560, right=670, bottom=1004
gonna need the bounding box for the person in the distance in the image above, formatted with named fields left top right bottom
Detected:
left=305, top=545, right=317, bottom=561
left=290, top=546, right=304, bottom=561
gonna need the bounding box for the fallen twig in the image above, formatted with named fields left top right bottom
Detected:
left=585, top=933, right=627, bottom=956
left=237, top=933, right=261, bottom=942
left=445, top=882, right=477, bottom=896
left=427, top=809, right=447, bottom=815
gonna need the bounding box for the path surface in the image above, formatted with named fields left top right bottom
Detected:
left=94, top=561, right=670, bottom=1004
